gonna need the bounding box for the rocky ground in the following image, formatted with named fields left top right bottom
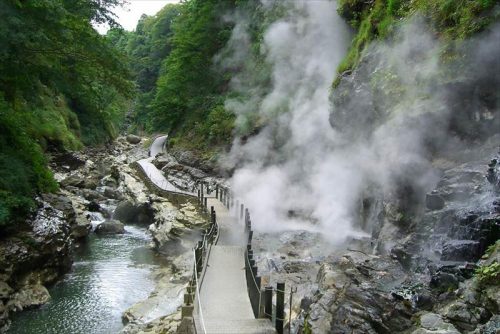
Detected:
left=0, top=135, right=209, bottom=333
left=251, top=137, right=499, bottom=334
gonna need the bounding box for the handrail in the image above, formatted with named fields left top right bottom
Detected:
left=193, top=250, right=207, bottom=334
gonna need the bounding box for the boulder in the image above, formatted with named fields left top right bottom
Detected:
left=71, top=216, right=92, bottom=239
left=126, top=134, right=141, bottom=144
left=0, top=282, right=13, bottom=299
left=113, top=200, right=153, bottom=225
left=426, top=192, right=445, bottom=211
left=95, top=220, right=125, bottom=234
left=441, top=240, right=482, bottom=262
left=60, top=174, right=85, bottom=188
left=8, top=284, right=51, bottom=311
left=412, top=312, right=460, bottom=334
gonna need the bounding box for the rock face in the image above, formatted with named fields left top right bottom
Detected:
left=272, top=143, right=500, bottom=333
left=95, top=220, right=125, bottom=234
left=0, top=194, right=75, bottom=331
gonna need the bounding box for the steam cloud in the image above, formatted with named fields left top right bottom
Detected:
left=219, top=1, right=500, bottom=244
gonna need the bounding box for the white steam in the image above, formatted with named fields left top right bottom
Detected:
left=219, top=1, right=499, bottom=244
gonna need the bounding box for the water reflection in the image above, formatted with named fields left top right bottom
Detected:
left=8, top=225, right=160, bottom=334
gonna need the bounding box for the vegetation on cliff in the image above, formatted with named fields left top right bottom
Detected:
left=335, top=0, right=499, bottom=79
left=111, top=0, right=284, bottom=160
left=0, top=0, right=133, bottom=229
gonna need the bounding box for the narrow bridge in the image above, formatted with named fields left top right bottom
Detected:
left=136, top=136, right=282, bottom=334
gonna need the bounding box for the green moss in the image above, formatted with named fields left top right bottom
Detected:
left=334, top=0, right=499, bottom=85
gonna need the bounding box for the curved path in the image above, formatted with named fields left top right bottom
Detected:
left=139, top=136, right=275, bottom=334
left=137, top=136, right=194, bottom=195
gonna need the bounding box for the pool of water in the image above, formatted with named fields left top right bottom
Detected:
left=8, top=224, right=161, bottom=334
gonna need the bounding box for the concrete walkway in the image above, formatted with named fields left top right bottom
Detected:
left=137, top=136, right=195, bottom=195
left=140, top=136, right=275, bottom=333
left=194, top=197, right=275, bottom=334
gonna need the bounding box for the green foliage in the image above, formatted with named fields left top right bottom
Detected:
left=151, top=0, right=235, bottom=133
left=334, top=0, right=499, bottom=79
left=475, top=261, right=500, bottom=286
left=0, top=0, right=133, bottom=230
left=0, top=97, right=58, bottom=228
left=108, top=4, right=181, bottom=133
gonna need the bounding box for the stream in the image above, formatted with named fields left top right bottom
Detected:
left=8, top=213, right=162, bottom=334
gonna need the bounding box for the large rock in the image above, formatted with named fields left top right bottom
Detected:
left=95, top=220, right=125, bottom=234
left=426, top=192, right=445, bottom=211
left=441, top=240, right=482, bottom=262
left=113, top=200, right=153, bottom=225
left=60, top=174, right=86, bottom=188
left=0, top=282, right=13, bottom=299
left=412, top=312, right=460, bottom=334
left=71, top=216, right=92, bottom=239
left=126, top=134, right=142, bottom=144
left=7, top=284, right=51, bottom=311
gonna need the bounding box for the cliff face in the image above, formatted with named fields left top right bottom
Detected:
left=296, top=4, right=500, bottom=333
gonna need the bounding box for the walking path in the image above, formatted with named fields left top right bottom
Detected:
left=138, top=136, right=275, bottom=334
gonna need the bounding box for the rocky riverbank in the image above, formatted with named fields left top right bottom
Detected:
left=0, top=135, right=210, bottom=333
left=251, top=137, right=499, bottom=333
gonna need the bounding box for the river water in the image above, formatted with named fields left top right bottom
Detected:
left=8, top=222, right=161, bottom=334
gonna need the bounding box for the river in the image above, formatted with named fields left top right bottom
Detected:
left=8, top=219, right=161, bottom=334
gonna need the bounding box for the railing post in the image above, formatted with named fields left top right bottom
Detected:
left=276, top=282, right=285, bottom=334
left=197, top=189, right=200, bottom=203
left=195, top=241, right=202, bottom=276
left=264, top=286, right=273, bottom=321
left=240, top=204, right=244, bottom=220
left=216, top=185, right=219, bottom=199
left=204, top=197, right=207, bottom=212
left=248, top=230, right=253, bottom=244
left=200, top=182, right=204, bottom=202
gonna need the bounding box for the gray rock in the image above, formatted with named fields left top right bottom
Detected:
left=419, top=313, right=458, bottom=332
left=103, top=186, right=124, bottom=200
left=472, top=314, right=500, bottom=334
left=0, top=282, right=13, bottom=299
left=441, top=240, right=482, bottom=262
left=113, top=200, right=153, bottom=225
left=126, top=134, right=141, bottom=144
left=443, top=301, right=489, bottom=331
left=426, top=192, right=445, bottom=211
left=101, top=175, right=118, bottom=188
left=71, top=216, right=92, bottom=239
left=60, top=174, right=85, bottom=188
left=95, top=220, right=125, bottom=234
left=8, top=284, right=51, bottom=311
left=430, top=271, right=459, bottom=292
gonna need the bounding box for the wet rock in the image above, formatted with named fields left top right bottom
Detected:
left=443, top=301, right=490, bottom=331
left=103, top=186, right=124, bottom=200
left=8, top=284, right=50, bottom=311
left=0, top=282, right=13, bottom=299
left=87, top=200, right=101, bottom=212
left=101, top=175, right=118, bottom=188
left=113, top=200, right=153, bottom=225
left=426, top=192, right=445, bottom=211
left=60, top=174, right=85, bottom=188
left=471, top=314, right=500, bottom=334
left=71, top=216, right=92, bottom=239
left=50, top=152, right=85, bottom=170
left=308, top=251, right=414, bottom=333
left=95, top=220, right=125, bottom=234
left=412, top=312, right=460, bottom=334
left=441, top=240, right=482, bottom=262
left=430, top=271, right=459, bottom=293
left=126, top=134, right=142, bottom=144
